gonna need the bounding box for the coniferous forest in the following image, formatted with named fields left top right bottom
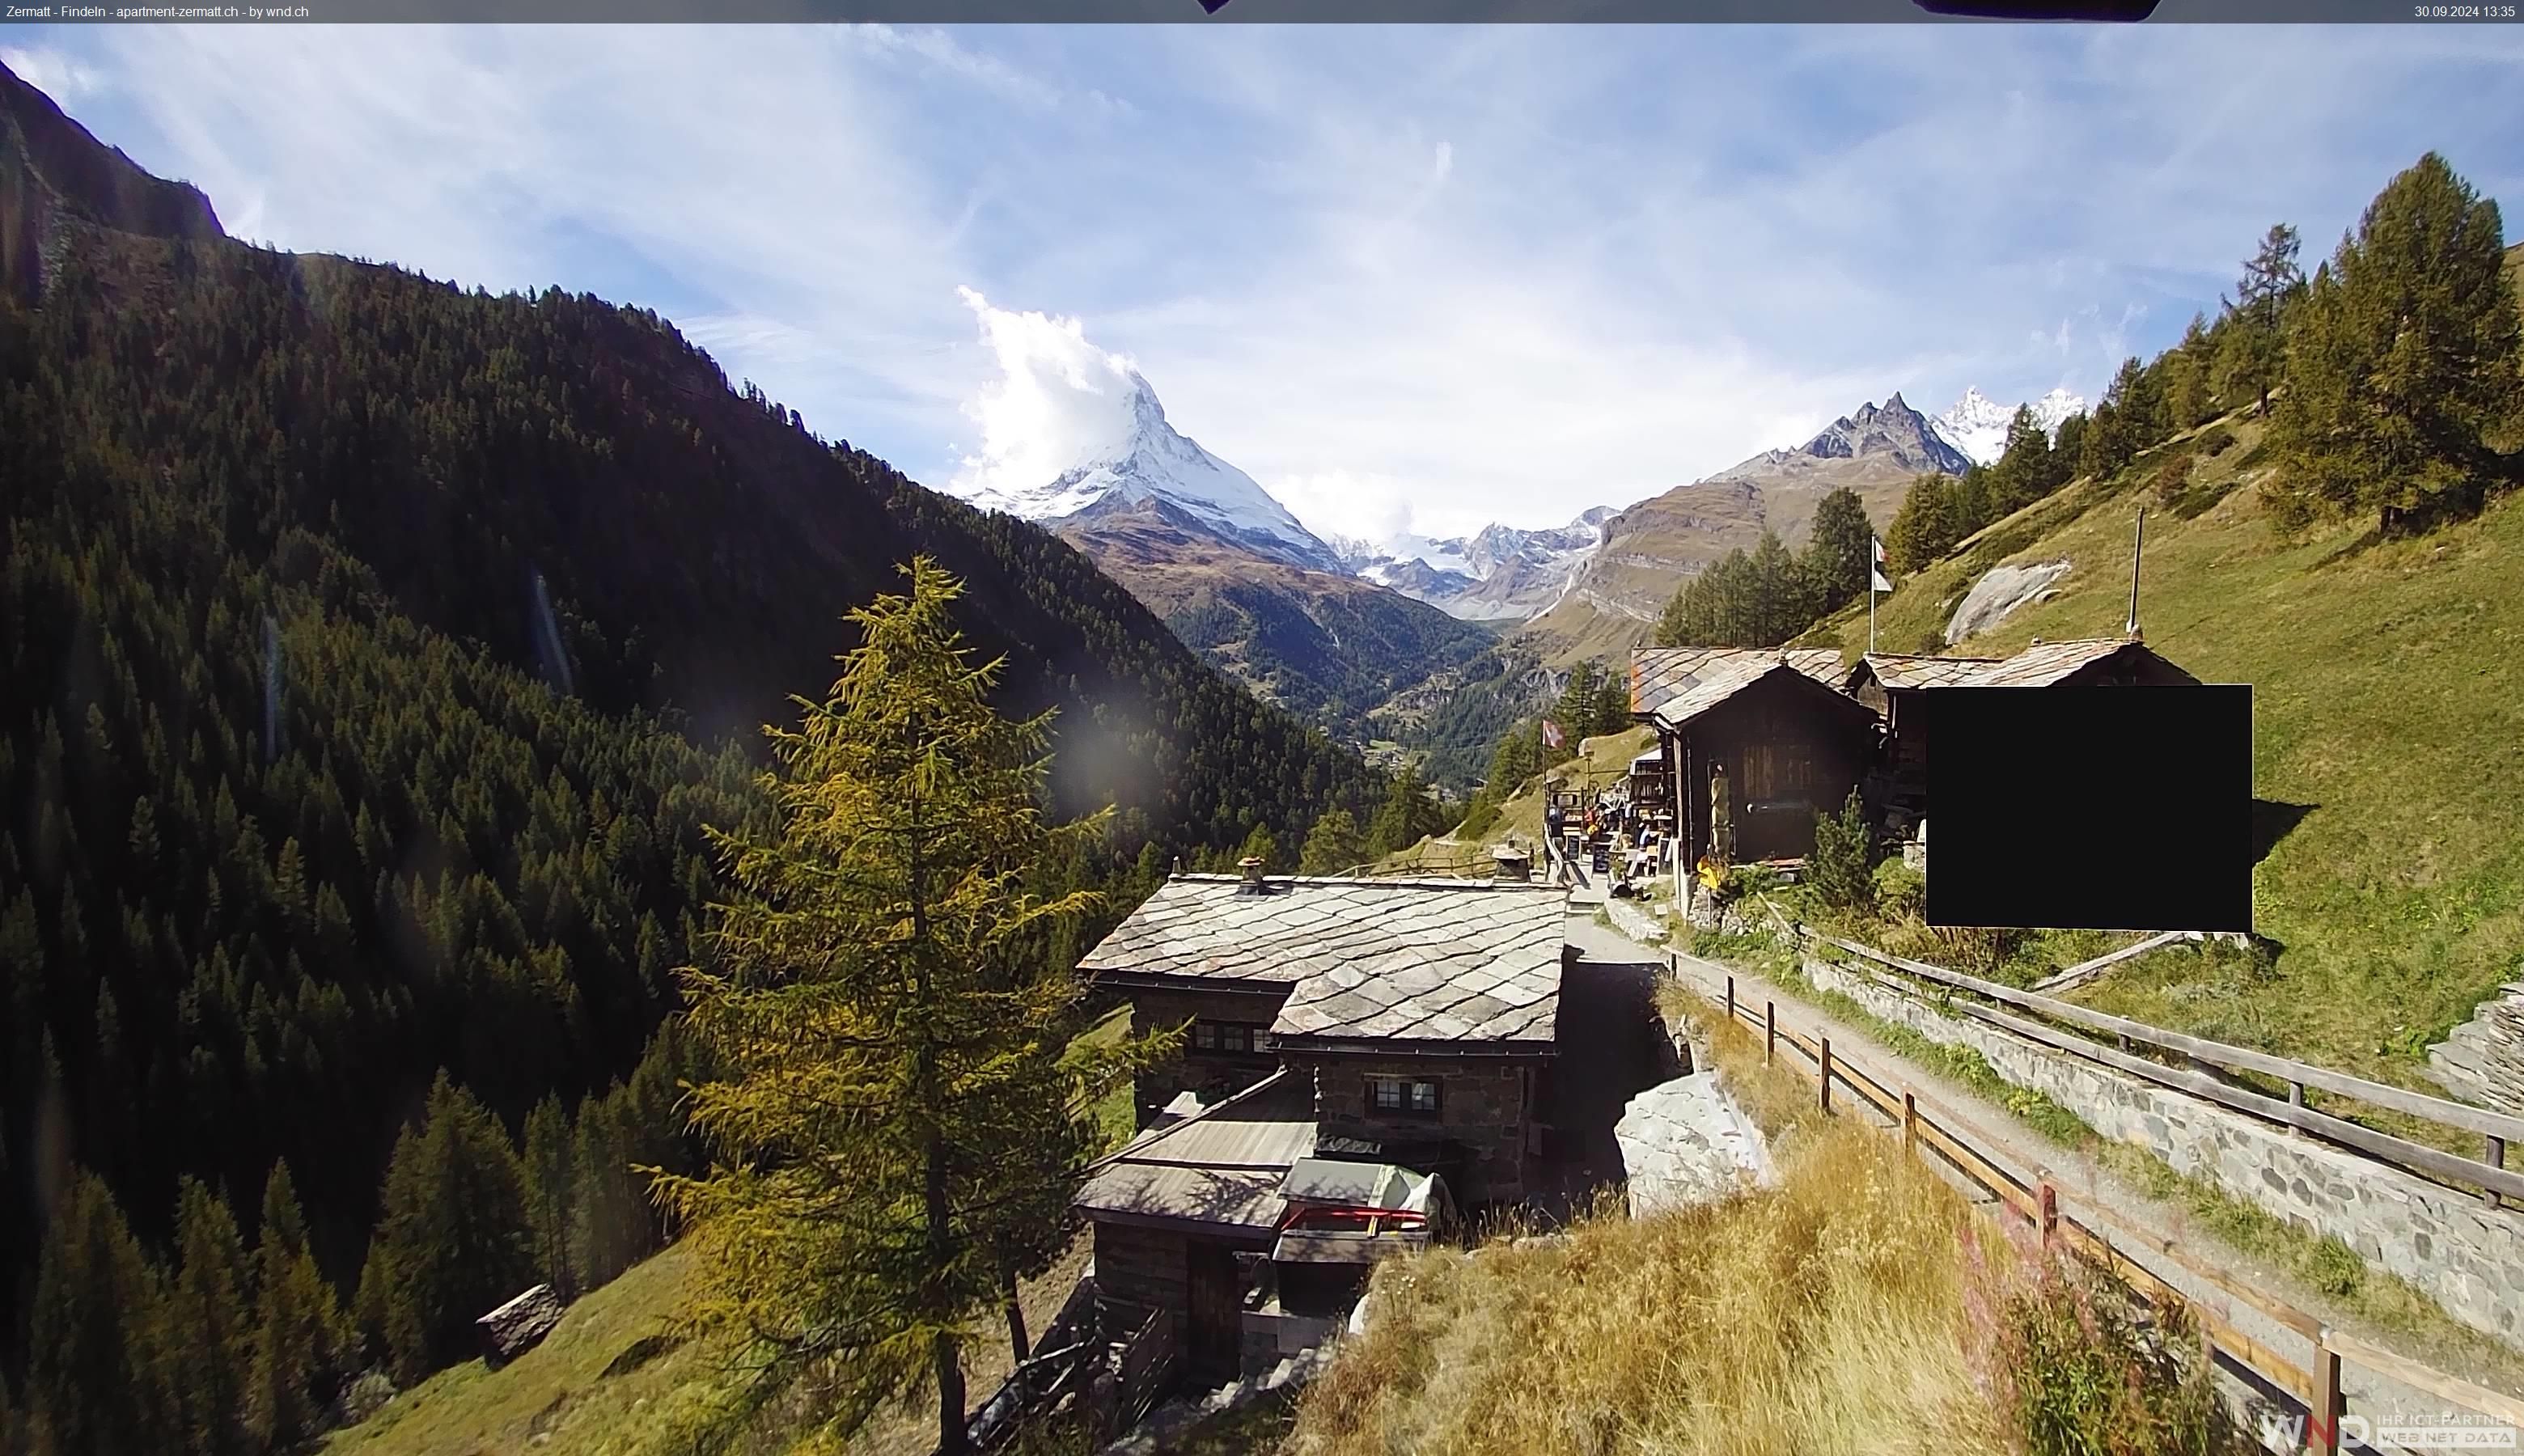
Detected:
left=0, top=61, right=1378, bottom=1451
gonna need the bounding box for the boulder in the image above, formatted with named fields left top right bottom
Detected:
left=1616, top=1070, right=1778, bottom=1217
left=476, top=1283, right=565, bottom=1367
left=1944, top=558, right=2073, bottom=645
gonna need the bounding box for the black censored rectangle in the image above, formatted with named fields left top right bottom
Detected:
left=1921, top=684, right=2251, bottom=933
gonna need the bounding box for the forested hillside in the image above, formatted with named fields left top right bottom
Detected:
left=0, top=59, right=1375, bottom=1449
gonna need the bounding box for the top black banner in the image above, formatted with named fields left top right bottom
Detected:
left=1, top=0, right=2508, bottom=22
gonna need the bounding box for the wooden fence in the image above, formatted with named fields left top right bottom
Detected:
left=1760, top=901, right=2524, bottom=1208
left=1688, top=958, right=2524, bottom=1454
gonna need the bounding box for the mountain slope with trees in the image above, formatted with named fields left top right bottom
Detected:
left=0, top=58, right=1380, bottom=1453
left=1799, top=156, right=2524, bottom=1107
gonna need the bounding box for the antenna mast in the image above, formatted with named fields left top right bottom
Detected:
left=2125, top=509, right=2146, bottom=640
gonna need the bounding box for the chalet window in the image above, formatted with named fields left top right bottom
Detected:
left=1191, top=1021, right=1260, bottom=1054
left=1368, top=1076, right=1441, bottom=1115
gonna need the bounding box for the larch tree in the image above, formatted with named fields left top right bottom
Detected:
left=2268, top=154, right=2522, bottom=535
left=167, top=1178, right=255, bottom=1456
left=660, top=557, right=1165, bottom=1456
left=248, top=1160, right=345, bottom=1452
left=1800, top=488, right=1874, bottom=614
left=1298, top=808, right=1365, bottom=874
left=2214, top=222, right=2306, bottom=417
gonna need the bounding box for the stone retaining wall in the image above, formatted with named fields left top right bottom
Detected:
left=2431, top=984, right=2524, bottom=1117
left=1791, top=952, right=2524, bottom=1348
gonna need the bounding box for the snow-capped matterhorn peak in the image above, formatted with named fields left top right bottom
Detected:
left=1929, top=386, right=2088, bottom=468
left=951, top=366, right=1343, bottom=574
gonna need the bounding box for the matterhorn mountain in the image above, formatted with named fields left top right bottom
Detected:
left=1929, top=386, right=2088, bottom=468
left=955, top=366, right=1493, bottom=741
left=954, top=370, right=1345, bottom=573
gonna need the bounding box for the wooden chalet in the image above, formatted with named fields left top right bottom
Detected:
left=1074, top=871, right=1570, bottom=1205
left=1843, top=637, right=2201, bottom=844
left=1628, top=647, right=1879, bottom=874
left=1070, top=872, right=1569, bottom=1387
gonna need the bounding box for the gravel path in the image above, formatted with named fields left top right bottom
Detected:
left=1564, top=911, right=2524, bottom=1453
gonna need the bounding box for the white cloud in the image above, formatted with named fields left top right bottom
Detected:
left=27, top=24, right=2523, bottom=550
left=1, top=45, right=104, bottom=103
left=948, top=286, right=1141, bottom=502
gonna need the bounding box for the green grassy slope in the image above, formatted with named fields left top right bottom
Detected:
left=1799, top=393, right=2524, bottom=1096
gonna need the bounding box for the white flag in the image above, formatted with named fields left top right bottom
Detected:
left=1871, top=564, right=1895, bottom=594
left=1871, top=535, right=1887, bottom=565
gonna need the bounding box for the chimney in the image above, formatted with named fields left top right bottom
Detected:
left=1237, top=856, right=1268, bottom=893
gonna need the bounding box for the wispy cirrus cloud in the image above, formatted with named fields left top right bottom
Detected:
left=9, top=24, right=2520, bottom=545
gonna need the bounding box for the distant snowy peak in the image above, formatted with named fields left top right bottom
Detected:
left=957, top=370, right=1342, bottom=574
left=1333, top=507, right=1611, bottom=621
left=1929, top=386, right=2089, bottom=468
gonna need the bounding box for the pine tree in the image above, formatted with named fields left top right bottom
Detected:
left=2268, top=154, right=2522, bottom=535
left=522, top=1094, right=578, bottom=1298
left=1548, top=662, right=1603, bottom=753
left=2215, top=223, right=2306, bottom=417
left=1298, top=808, right=1365, bottom=874
left=1799, top=487, right=1874, bottom=614
left=1883, top=473, right=1954, bottom=576
left=1237, top=822, right=1281, bottom=872
left=1368, top=763, right=1442, bottom=857
left=167, top=1179, right=255, bottom=1456
left=248, top=1160, right=344, bottom=1452
left=2163, top=313, right=2213, bottom=429
left=2050, top=412, right=2088, bottom=478
left=26, top=1172, right=172, bottom=1456
left=362, top=1073, right=536, bottom=1382
left=659, top=559, right=1162, bottom=1455
left=1590, top=665, right=1632, bottom=738
left=1806, top=789, right=1877, bottom=915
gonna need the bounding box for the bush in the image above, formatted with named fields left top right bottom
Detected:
left=1962, top=1223, right=2234, bottom=1456
left=1871, top=858, right=1925, bottom=921
left=2149, top=451, right=2196, bottom=506
left=1713, top=862, right=1781, bottom=907
left=2196, top=424, right=2237, bottom=458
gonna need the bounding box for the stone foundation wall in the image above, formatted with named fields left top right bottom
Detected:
left=2431, top=984, right=2524, bottom=1117
left=1292, top=1052, right=1535, bottom=1206
left=1792, top=953, right=2524, bottom=1348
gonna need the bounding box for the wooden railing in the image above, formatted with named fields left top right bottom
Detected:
left=1757, top=900, right=2524, bottom=1207
left=1688, top=960, right=2524, bottom=1454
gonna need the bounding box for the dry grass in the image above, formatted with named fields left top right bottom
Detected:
left=1284, top=1006, right=2001, bottom=1456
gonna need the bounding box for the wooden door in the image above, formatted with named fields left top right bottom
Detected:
left=1741, top=741, right=1819, bottom=861
left=1184, top=1242, right=1243, bottom=1384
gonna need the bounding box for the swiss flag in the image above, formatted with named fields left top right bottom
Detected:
left=1541, top=719, right=1566, bottom=751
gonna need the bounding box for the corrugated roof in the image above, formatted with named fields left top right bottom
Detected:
left=1632, top=647, right=1843, bottom=721
left=1075, top=1078, right=1317, bottom=1231
left=1849, top=652, right=2002, bottom=691
left=1267, top=892, right=1565, bottom=1047
left=1078, top=874, right=1568, bottom=993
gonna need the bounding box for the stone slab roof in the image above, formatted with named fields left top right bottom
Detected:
left=1077, top=874, right=1568, bottom=999
left=1849, top=651, right=2002, bottom=692
left=1631, top=647, right=1844, bottom=722
left=1265, top=895, right=1565, bottom=1048
left=1075, top=1076, right=1317, bottom=1233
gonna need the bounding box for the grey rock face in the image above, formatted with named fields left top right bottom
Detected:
left=1945, top=558, right=2073, bottom=645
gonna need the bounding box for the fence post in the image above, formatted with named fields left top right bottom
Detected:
left=1764, top=1002, right=1776, bottom=1067
left=1726, top=974, right=1735, bottom=1026
left=2313, top=1337, right=2343, bottom=1456
left=1819, top=1035, right=1834, bottom=1115
left=2036, top=1175, right=2058, bottom=1249
left=1902, top=1090, right=1917, bottom=1158
left=2289, top=1081, right=2306, bottom=1109
left=2488, top=1136, right=2507, bottom=1211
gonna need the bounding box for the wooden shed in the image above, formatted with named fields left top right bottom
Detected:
left=1630, top=649, right=1880, bottom=872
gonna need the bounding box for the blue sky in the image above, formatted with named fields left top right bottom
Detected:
left=4, top=25, right=2520, bottom=544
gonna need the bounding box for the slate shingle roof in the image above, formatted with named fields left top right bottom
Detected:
left=1078, top=874, right=1565, bottom=993
left=1631, top=647, right=1844, bottom=722
left=1074, top=1076, right=1317, bottom=1230
left=1849, top=652, right=2002, bottom=692
left=1963, top=638, right=2186, bottom=688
